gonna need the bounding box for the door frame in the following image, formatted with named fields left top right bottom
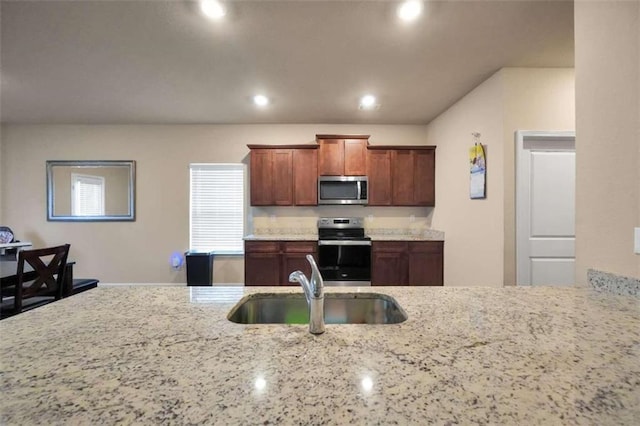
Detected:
left=515, top=130, right=576, bottom=285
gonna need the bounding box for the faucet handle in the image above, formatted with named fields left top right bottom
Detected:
left=306, top=254, right=323, bottom=294
left=306, top=254, right=319, bottom=271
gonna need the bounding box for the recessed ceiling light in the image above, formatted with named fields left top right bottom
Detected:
left=200, top=0, right=226, bottom=20
left=359, top=94, right=378, bottom=110
left=253, top=94, right=270, bottom=107
left=397, top=1, right=423, bottom=22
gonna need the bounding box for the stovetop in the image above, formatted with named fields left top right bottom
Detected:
left=318, top=235, right=371, bottom=241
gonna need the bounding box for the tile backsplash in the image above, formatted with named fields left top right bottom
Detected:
left=251, top=214, right=435, bottom=237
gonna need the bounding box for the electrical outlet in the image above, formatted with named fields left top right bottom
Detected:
left=635, top=227, right=640, bottom=254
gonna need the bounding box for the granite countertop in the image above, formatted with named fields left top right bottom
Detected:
left=1, top=286, right=639, bottom=424
left=244, top=229, right=445, bottom=242
left=244, top=234, right=318, bottom=241
left=368, top=235, right=444, bottom=241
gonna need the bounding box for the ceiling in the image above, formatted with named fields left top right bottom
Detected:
left=0, top=0, right=574, bottom=125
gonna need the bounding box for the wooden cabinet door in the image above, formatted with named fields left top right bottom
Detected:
left=318, top=139, right=344, bottom=176
left=344, top=139, right=367, bottom=175
left=413, top=149, right=435, bottom=206
left=245, top=241, right=281, bottom=286
left=245, top=252, right=281, bottom=286
left=390, top=148, right=436, bottom=206
left=371, top=242, right=408, bottom=286
left=293, top=149, right=318, bottom=205
left=392, top=150, right=414, bottom=205
left=367, top=149, right=392, bottom=206
left=282, top=241, right=318, bottom=286
left=273, top=149, right=293, bottom=205
left=408, top=241, right=443, bottom=286
left=250, top=149, right=274, bottom=206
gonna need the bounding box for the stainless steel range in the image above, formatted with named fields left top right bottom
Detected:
left=317, top=217, right=371, bottom=286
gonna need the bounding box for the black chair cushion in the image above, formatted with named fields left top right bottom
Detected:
left=72, top=278, right=99, bottom=295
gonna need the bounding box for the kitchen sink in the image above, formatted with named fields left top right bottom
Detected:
left=227, top=292, right=407, bottom=325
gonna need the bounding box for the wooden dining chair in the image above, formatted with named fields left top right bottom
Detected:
left=1, top=244, right=70, bottom=318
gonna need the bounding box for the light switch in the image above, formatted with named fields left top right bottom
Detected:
left=635, top=227, right=640, bottom=254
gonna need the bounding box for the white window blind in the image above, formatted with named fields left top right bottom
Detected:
left=190, top=164, right=245, bottom=254
left=71, top=173, right=105, bottom=216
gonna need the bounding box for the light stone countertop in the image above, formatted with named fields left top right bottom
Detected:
left=244, top=230, right=445, bottom=242
left=1, top=286, right=639, bottom=425
left=367, top=235, right=444, bottom=241
left=244, top=234, right=318, bottom=241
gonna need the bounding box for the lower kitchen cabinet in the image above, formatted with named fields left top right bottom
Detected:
left=244, top=241, right=280, bottom=286
left=408, top=241, right=444, bottom=286
left=245, top=240, right=317, bottom=286
left=371, top=241, right=406, bottom=285
left=372, top=241, right=443, bottom=286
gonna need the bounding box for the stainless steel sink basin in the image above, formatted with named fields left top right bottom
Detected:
left=227, top=292, right=407, bottom=325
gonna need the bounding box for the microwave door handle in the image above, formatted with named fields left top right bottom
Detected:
left=357, top=181, right=361, bottom=200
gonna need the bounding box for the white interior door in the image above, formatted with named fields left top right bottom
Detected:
left=516, top=131, right=576, bottom=286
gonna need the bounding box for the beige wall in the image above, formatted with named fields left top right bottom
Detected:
left=426, top=72, right=505, bottom=286
left=0, top=129, right=3, bottom=224
left=0, top=124, right=430, bottom=283
left=502, top=68, right=576, bottom=285
left=575, top=1, right=640, bottom=282
left=0, top=68, right=576, bottom=286
left=425, top=67, right=575, bottom=286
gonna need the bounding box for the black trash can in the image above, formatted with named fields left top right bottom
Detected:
left=185, top=251, right=214, bottom=286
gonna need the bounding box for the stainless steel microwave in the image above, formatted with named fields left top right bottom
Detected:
left=318, top=176, right=368, bottom=205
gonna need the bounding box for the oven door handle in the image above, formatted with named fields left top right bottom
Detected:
left=318, top=240, right=372, bottom=246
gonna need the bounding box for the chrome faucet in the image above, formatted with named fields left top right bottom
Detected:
left=289, top=254, right=325, bottom=334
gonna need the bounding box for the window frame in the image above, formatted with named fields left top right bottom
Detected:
left=189, top=163, right=247, bottom=255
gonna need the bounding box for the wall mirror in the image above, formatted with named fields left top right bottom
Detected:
left=47, top=160, right=136, bottom=221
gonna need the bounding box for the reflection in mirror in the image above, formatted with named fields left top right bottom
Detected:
left=47, top=160, right=136, bottom=221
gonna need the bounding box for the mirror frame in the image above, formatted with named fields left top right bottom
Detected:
left=46, top=160, right=136, bottom=222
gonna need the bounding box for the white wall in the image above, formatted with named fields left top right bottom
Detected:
left=575, top=0, right=640, bottom=282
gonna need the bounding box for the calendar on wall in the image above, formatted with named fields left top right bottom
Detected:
left=469, top=132, right=486, bottom=199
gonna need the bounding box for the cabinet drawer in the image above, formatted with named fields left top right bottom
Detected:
left=245, top=241, right=281, bottom=253
left=408, top=241, right=443, bottom=254
left=372, top=241, right=408, bottom=253
left=283, top=241, right=317, bottom=253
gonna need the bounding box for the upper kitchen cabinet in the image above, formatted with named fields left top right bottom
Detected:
left=316, top=134, right=368, bottom=176
left=393, top=148, right=435, bottom=206
left=248, top=145, right=318, bottom=206
left=367, top=146, right=436, bottom=207
left=367, top=149, right=392, bottom=206
left=292, top=148, right=318, bottom=205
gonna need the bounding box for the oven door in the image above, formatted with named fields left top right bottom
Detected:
left=317, top=240, right=371, bottom=286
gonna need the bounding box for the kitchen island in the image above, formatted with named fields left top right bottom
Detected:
left=1, top=286, right=638, bottom=424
